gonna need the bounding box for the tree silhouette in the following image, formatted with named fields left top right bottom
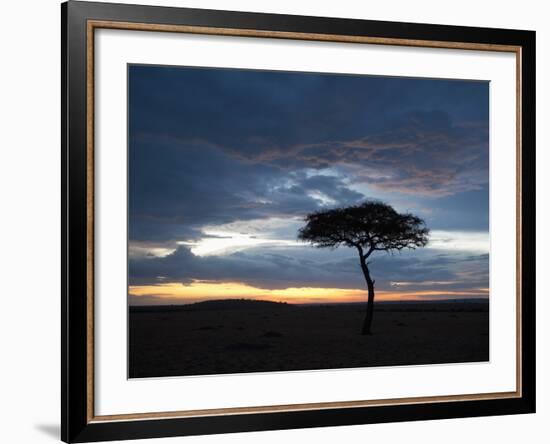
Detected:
left=298, top=200, right=429, bottom=335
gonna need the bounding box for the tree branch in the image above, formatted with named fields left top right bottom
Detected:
left=363, top=245, right=375, bottom=259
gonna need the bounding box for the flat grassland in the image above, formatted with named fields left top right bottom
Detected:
left=129, top=299, right=489, bottom=378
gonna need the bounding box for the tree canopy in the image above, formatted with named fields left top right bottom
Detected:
left=297, top=200, right=429, bottom=258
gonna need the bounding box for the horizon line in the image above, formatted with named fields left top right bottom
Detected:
left=129, top=296, right=490, bottom=307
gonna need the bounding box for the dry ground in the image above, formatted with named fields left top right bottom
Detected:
left=129, top=300, right=489, bottom=378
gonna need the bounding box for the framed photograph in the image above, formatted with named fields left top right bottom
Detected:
left=61, top=1, right=536, bottom=442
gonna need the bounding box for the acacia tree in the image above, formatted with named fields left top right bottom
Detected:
left=298, top=200, right=429, bottom=335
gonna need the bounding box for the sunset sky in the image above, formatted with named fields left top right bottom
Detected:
left=128, top=65, right=489, bottom=305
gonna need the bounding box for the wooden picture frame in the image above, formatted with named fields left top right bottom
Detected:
left=62, top=1, right=536, bottom=442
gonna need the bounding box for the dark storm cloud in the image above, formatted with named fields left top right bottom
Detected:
left=129, top=65, right=488, bottom=160
left=129, top=245, right=359, bottom=289
left=129, top=137, right=364, bottom=243
left=130, top=65, right=488, bottom=159
left=129, top=244, right=489, bottom=295
left=283, top=111, right=488, bottom=196
left=129, top=65, right=489, bottom=243
left=369, top=252, right=489, bottom=290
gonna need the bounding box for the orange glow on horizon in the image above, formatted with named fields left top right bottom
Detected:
left=129, top=281, right=489, bottom=305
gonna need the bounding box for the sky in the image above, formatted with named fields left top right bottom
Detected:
left=128, top=64, right=489, bottom=305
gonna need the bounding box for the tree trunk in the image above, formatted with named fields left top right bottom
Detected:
left=360, top=258, right=375, bottom=335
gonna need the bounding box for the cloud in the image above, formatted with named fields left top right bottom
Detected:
left=428, top=230, right=489, bottom=252
left=130, top=66, right=489, bottom=212
left=129, top=242, right=489, bottom=298
left=130, top=65, right=488, bottom=159
left=129, top=245, right=358, bottom=289
left=255, top=111, right=489, bottom=197
left=129, top=138, right=365, bottom=244
left=127, top=65, right=490, bottom=298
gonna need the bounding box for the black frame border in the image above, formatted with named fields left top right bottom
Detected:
left=62, top=1, right=536, bottom=442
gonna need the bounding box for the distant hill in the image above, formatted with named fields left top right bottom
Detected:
left=184, top=299, right=292, bottom=311
left=130, top=299, right=293, bottom=313
left=130, top=298, right=489, bottom=314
